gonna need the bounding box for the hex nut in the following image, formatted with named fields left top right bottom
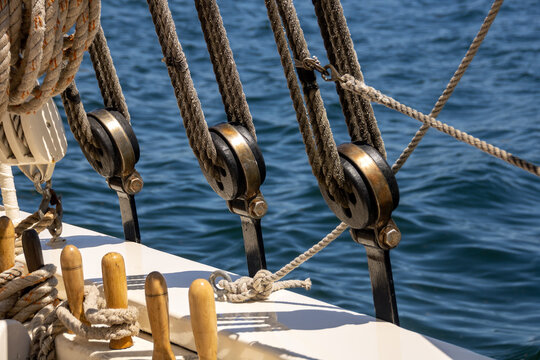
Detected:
left=380, top=226, right=401, bottom=249
left=249, top=199, right=267, bottom=218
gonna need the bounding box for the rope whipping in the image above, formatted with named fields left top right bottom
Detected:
left=29, top=285, right=139, bottom=360
left=0, top=262, right=58, bottom=323
left=0, top=0, right=100, bottom=115
left=392, top=0, right=505, bottom=173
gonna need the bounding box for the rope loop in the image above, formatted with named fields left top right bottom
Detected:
left=29, top=284, right=140, bottom=359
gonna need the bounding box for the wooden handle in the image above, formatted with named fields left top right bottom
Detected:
left=60, top=245, right=88, bottom=325
left=145, top=271, right=175, bottom=360
left=189, top=279, right=217, bottom=360
left=102, top=252, right=133, bottom=349
left=0, top=216, right=15, bottom=272
left=22, top=229, right=44, bottom=272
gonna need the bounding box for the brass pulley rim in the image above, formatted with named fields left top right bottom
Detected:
left=356, top=144, right=399, bottom=209
left=211, top=123, right=262, bottom=198
left=338, top=143, right=394, bottom=228
left=231, top=124, right=266, bottom=183
left=88, top=109, right=137, bottom=177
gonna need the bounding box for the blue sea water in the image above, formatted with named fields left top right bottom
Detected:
left=12, top=0, right=540, bottom=359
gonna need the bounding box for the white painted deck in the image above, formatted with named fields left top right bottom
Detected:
left=19, top=219, right=490, bottom=359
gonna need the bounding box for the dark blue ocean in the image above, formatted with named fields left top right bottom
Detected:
left=13, top=1, right=540, bottom=358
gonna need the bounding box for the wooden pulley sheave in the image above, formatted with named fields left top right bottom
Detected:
left=0, top=99, right=67, bottom=184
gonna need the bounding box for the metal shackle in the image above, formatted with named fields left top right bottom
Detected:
left=202, top=123, right=266, bottom=201
left=319, top=142, right=399, bottom=230
left=85, top=109, right=140, bottom=179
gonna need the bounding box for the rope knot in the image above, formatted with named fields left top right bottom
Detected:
left=209, top=268, right=312, bottom=303
left=251, top=269, right=274, bottom=297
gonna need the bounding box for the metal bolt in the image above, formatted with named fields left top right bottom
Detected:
left=380, top=225, right=401, bottom=249
left=248, top=199, right=267, bottom=218
left=124, top=174, right=144, bottom=194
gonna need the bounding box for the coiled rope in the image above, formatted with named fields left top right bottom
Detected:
left=0, top=262, right=58, bottom=323
left=29, top=285, right=139, bottom=360
left=0, top=0, right=100, bottom=115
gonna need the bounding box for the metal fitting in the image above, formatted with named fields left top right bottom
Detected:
left=248, top=198, right=268, bottom=218
left=379, top=225, right=401, bottom=249
left=122, top=172, right=144, bottom=195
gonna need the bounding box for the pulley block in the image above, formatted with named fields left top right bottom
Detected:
left=85, top=109, right=140, bottom=179
left=202, top=123, right=266, bottom=201
left=319, top=142, right=399, bottom=230
left=0, top=98, right=67, bottom=183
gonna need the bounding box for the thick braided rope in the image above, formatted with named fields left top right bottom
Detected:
left=211, top=221, right=348, bottom=302
left=392, top=0, right=504, bottom=174
left=340, top=75, right=540, bottom=177
left=312, top=0, right=385, bottom=157
left=88, top=26, right=130, bottom=122
left=263, top=0, right=322, bottom=178
left=1, top=0, right=100, bottom=114
left=266, top=0, right=348, bottom=208
left=194, top=0, right=256, bottom=140
left=0, top=262, right=58, bottom=323
left=61, top=82, right=104, bottom=164
left=146, top=0, right=219, bottom=178
left=29, top=285, right=139, bottom=360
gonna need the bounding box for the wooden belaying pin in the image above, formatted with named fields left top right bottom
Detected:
left=102, top=252, right=133, bottom=349
left=145, top=271, right=175, bottom=360
left=22, top=230, right=44, bottom=272
left=60, top=245, right=88, bottom=325
left=0, top=216, right=15, bottom=272
left=188, top=278, right=217, bottom=360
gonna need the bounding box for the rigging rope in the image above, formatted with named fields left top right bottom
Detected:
left=392, top=0, right=505, bottom=173
left=312, top=0, right=385, bottom=156
left=147, top=0, right=219, bottom=178
left=194, top=0, right=256, bottom=139
left=336, top=73, right=540, bottom=177
left=265, top=0, right=348, bottom=208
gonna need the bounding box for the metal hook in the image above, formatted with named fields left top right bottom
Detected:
left=322, top=64, right=343, bottom=82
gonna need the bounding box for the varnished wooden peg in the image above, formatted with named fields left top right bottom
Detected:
left=102, top=252, right=133, bottom=349
left=188, top=279, right=217, bottom=360
left=145, top=271, right=175, bottom=360
left=0, top=216, right=15, bottom=272
left=60, top=245, right=88, bottom=325
left=22, top=230, right=44, bottom=272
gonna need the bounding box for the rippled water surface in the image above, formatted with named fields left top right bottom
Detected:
left=14, top=1, right=540, bottom=359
